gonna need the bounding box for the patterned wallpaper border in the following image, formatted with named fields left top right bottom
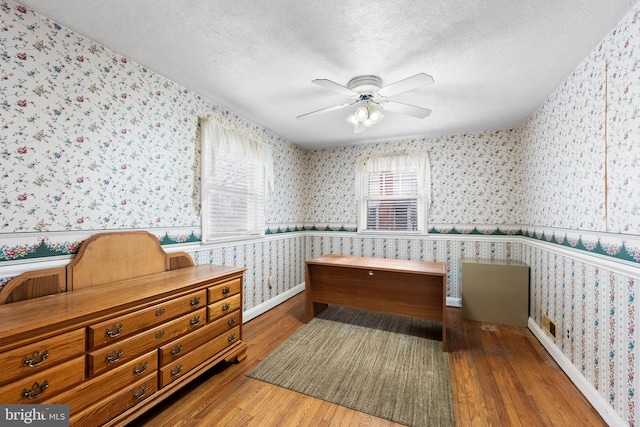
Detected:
left=2, top=225, right=640, bottom=266
left=0, top=229, right=201, bottom=263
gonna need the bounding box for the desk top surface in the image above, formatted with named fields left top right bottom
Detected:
left=306, top=254, right=446, bottom=276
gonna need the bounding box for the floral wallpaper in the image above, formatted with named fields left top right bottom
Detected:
left=520, top=8, right=640, bottom=235
left=0, top=1, right=307, bottom=234
left=519, top=4, right=640, bottom=426
left=0, top=0, right=308, bottom=308
left=304, top=128, right=523, bottom=228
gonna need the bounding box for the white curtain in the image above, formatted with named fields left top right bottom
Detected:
left=200, top=117, right=274, bottom=199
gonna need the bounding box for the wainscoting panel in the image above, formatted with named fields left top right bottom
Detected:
left=521, top=239, right=639, bottom=427
left=188, top=233, right=305, bottom=313
left=2, top=228, right=639, bottom=425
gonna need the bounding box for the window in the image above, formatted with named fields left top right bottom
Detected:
left=355, top=153, right=430, bottom=233
left=200, top=118, right=273, bottom=242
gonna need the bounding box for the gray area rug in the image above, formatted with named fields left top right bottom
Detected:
left=247, top=305, right=455, bottom=426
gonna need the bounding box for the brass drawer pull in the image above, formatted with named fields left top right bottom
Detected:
left=133, top=361, right=149, bottom=376
left=170, top=345, right=183, bottom=356
left=105, top=324, right=124, bottom=338
left=133, top=384, right=148, bottom=399
left=222, top=286, right=231, bottom=295
left=106, top=349, right=123, bottom=364
left=222, top=303, right=231, bottom=312
left=155, top=308, right=165, bottom=317
left=171, top=365, right=183, bottom=377
left=227, top=333, right=236, bottom=343
left=22, top=350, right=49, bottom=368
left=189, top=316, right=201, bottom=326
left=22, top=380, right=48, bottom=400
left=155, top=330, right=165, bottom=339
left=228, top=317, right=237, bottom=326
left=190, top=297, right=201, bottom=307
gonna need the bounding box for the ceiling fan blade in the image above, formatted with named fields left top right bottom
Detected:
left=296, top=101, right=356, bottom=119
left=380, top=101, right=432, bottom=119
left=312, top=79, right=359, bottom=97
left=376, top=73, right=434, bottom=97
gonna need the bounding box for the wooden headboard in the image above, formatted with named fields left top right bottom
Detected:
left=0, top=231, right=194, bottom=304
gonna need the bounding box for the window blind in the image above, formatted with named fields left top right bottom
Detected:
left=200, top=118, right=273, bottom=242
left=366, top=171, right=419, bottom=231
left=205, top=153, right=265, bottom=238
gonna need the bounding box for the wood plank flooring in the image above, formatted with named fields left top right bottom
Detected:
left=132, top=292, right=606, bottom=426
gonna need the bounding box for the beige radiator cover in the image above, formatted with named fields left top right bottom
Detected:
left=461, top=259, right=530, bottom=327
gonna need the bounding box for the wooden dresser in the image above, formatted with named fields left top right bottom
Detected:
left=0, top=231, right=247, bottom=426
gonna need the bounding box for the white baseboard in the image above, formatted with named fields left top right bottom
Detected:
left=528, top=318, right=626, bottom=427
left=447, top=297, right=462, bottom=307
left=243, top=283, right=305, bottom=323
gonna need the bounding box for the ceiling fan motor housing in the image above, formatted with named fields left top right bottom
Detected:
left=347, top=75, right=382, bottom=94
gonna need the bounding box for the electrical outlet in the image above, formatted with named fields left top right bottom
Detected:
left=542, top=312, right=557, bottom=342
left=542, top=312, right=550, bottom=330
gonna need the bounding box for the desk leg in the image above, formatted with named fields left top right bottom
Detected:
left=305, top=301, right=328, bottom=323
left=305, top=264, right=328, bottom=322
left=442, top=277, right=448, bottom=352
left=442, top=321, right=447, bottom=352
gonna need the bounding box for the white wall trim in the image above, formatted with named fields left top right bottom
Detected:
left=0, top=257, right=72, bottom=279
left=528, top=318, right=626, bottom=427
left=243, top=282, right=305, bottom=323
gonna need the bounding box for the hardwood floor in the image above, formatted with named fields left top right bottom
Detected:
left=133, top=292, right=606, bottom=427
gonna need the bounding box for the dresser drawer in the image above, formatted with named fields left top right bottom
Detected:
left=71, top=373, right=158, bottom=427
left=208, top=293, right=241, bottom=321
left=88, top=289, right=207, bottom=349
left=160, top=325, right=240, bottom=387
left=0, top=329, right=85, bottom=386
left=159, top=310, right=240, bottom=366
left=88, top=308, right=206, bottom=376
left=208, top=278, right=242, bottom=303
left=50, top=350, right=157, bottom=414
left=0, top=356, right=84, bottom=404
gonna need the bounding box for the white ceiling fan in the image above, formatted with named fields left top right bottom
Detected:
left=297, top=73, right=434, bottom=133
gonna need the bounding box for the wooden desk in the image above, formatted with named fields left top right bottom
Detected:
left=305, top=255, right=447, bottom=351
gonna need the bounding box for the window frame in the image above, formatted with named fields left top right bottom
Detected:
left=355, top=152, right=430, bottom=234
left=200, top=118, right=273, bottom=244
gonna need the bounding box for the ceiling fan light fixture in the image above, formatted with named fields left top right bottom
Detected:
left=346, top=113, right=359, bottom=126
left=347, top=104, right=383, bottom=129
left=354, top=106, right=369, bottom=120
left=368, top=106, right=383, bottom=123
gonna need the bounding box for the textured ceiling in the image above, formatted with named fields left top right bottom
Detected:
left=16, top=0, right=638, bottom=149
